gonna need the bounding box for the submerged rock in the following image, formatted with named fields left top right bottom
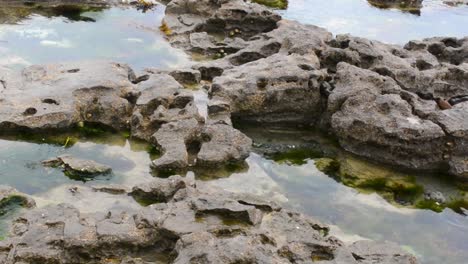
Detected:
left=42, top=155, right=112, bottom=180
left=0, top=186, right=36, bottom=216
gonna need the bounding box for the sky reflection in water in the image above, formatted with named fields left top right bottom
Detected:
left=0, top=6, right=190, bottom=70
left=281, top=0, right=468, bottom=44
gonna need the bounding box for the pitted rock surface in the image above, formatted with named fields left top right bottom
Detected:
left=0, top=177, right=419, bottom=264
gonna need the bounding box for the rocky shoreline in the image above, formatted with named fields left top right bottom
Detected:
left=0, top=0, right=467, bottom=263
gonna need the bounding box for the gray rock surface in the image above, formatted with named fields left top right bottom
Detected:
left=0, top=177, right=419, bottom=264
left=210, top=53, right=324, bottom=124
left=0, top=61, right=251, bottom=172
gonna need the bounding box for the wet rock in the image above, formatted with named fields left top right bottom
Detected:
left=211, top=53, right=324, bottom=124
left=42, top=155, right=112, bottom=179
left=0, top=186, right=36, bottom=215
left=449, top=156, right=468, bottom=179
left=335, top=156, right=424, bottom=203
left=367, top=0, right=423, bottom=14
left=252, top=0, right=288, bottom=9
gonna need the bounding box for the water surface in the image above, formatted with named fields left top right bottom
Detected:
left=0, top=5, right=190, bottom=70
left=281, top=0, right=468, bottom=43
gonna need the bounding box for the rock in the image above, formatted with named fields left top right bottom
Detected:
left=0, top=61, right=136, bottom=132
left=367, top=0, right=423, bottom=14
left=210, top=53, right=324, bottom=124
left=252, top=0, right=288, bottom=9
left=130, top=71, right=202, bottom=141
left=163, top=0, right=281, bottom=40
left=0, top=177, right=419, bottom=263
left=150, top=118, right=202, bottom=173
left=169, top=69, right=202, bottom=87
left=130, top=175, right=193, bottom=204
left=449, top=156, right=468, bottom=179
left=0, top=185, right=36, bottom=215
left=223, top=19, right=331, bottom=66
left=197, top=123, right=252, bottom=167
left=150, top=118, right=252, bottom=173
left=329, top=63, right=448, bottom=170
left=444, top=0, right=468, bottom=7
left=348, top=240, right=419, bottom=264
left=42, top=155, right=112, bottom=179
left=424, top=190, right=447, bottom=204
left=314, top=158, right=340, bottom=175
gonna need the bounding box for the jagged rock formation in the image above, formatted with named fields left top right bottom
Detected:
left=158, top=0, right=468, bottom=179
left=0, top=177, right=418, bottom=263
left=0, top=61, right=251, bottom=174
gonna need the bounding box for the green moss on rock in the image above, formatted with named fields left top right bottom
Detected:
left=336, top=156, right=424, bottom=203
left=415, top=200, right=445, bottom=213
left=271, top=148, right=322, bottom=165
left=0, top=195, right=30, bottom=216
left=252, top=0, right=288, bottom=9
left=314, top=158, right=340, bottom=174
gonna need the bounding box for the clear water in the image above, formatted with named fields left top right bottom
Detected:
left=0, top=135, right=154, bottom=195
left=0, top=6, right=190, bottom=70
left=209, top=155, right=468, bottom=264
left=0, top=2, right=467, bottom=264
left=281, top=0, right=468, bottom=44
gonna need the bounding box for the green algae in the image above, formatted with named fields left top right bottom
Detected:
left=446, top=198, right=468, bottom=215
left=415, top=200, right=445, bottom=213
left=193, top=161, right=249, bottom=181
left=318, top=156, right=425, bottom=206
left=252, top=0, right=288, bottom=9
left=314, top=158, right=340, bottom=175
left=0, top=195, right=29, bottom=217
left=0, top=4, right=104, bottom=24
left=271, top=148, right=322, bottom=165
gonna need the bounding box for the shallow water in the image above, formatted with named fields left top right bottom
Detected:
left=0, top=134, right=154, bottom=194
left=203, top=126, right=468, bottom=264
left=0, top=128, right=467, bottom=263
left=0, top=5, right=190, bottom=70
left=281, top=0, right=468, bottom=44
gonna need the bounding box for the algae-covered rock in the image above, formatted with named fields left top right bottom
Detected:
left=314, top=158, right=340, bottom=174
left=42, top=155, right=112, bottom=181
left=367, top=0, right=423, bottom=14
left=252, top=0, right=288, bottom=9
left=335, top=156, right=424, bottom=204
left=0, top=185, right=36, bottom=216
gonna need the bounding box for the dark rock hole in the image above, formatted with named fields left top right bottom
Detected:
left=42, top=98, right=60, bottom=105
